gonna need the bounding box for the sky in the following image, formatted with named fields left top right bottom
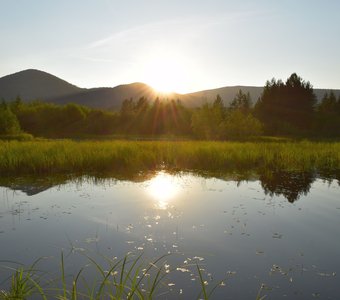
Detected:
left=1, top=0, right=340, bottom=93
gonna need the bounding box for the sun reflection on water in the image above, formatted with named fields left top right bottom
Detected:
left=145, top=172, right=180, bottom=209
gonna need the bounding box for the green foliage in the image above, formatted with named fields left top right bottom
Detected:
left=3, top=73, right=340, bottom=139
left=315, top=91, right=340, bottom=136
left=86, top=109, right=119, bottom=135
left=229, top=89, right=252, bottom=114
left=191, top=102, right=225, bottom=139
left=0, top=253, right=225, bottom=299
left=223, top=110, right=263, bottom=139
left=64, top=103, right=86, bottom=123
left=0, top=102, right=21, bottom=134
left=191, top=95, right=226, bottom=139
left=0, top=259, right=46, bottom=300
left=7, top=97, right=193, bottom=138
left=119, top=97, right=192, bottom=136
left=192, top=94, right=262, bottom=140
left=1, top=140, right=340, bottom=176
left=318, top=91, right=339, bottom=114
left=0, top=133, right=33, bottom=141
left=255, top=73, right=316, bottom=134
left=10, top=101, right=118, bottom=138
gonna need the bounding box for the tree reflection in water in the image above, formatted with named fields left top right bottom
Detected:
left=1, top=168, right=339, bottom=203
left=259, top=170, right=316, bottom=203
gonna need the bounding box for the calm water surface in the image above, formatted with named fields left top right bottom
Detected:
left=0, top=171, right=339, bottom=299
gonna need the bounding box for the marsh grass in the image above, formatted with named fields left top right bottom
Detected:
left=195, top=264, right=225, bottom=300
left=255, top=284, right=267, bottom=300
left=0, top=253, right=230, bottom=300
left=0, top=133, right=34, bottom=141
left=0, top=253, right=168, bottom=299
left=0, top=258, right=47, bottom=300
left=0, top=140, right=339, bottom=176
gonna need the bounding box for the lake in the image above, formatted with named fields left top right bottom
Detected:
left=0, top=170, right=339, bottom=299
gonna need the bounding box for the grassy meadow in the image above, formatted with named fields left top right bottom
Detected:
left=0, top=139, right=339, bottom=176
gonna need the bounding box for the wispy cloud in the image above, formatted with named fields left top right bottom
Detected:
left=87, top=9, right=262, bottom=50
left=88, top=19, right=194, bottom=50
left=76, top=56, right=116, bottom=63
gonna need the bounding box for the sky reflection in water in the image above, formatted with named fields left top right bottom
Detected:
left=0, top=171, right=339, bottom=299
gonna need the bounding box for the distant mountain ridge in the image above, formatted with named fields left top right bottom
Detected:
left=1, top=69, right=339, bottom=109
left=0, top=69, right=84, bottom=100
left=49, top=83, right=181, bottom=109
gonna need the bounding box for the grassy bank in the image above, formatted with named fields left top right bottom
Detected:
left=0, top=140, right=340, bottom=176
left=0, top=133, right=34, bottom=141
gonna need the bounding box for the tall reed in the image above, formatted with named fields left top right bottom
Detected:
left=0, top=140, right=339, bottom=176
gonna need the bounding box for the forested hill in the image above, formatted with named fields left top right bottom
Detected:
left=1, top=69, right=340, bottom=109
left=0, top=70, right=180, bottom=109
left=183, top=86, right=264, bottom=107
left=48, top=83, right=180, bottom=109
left=0, top=69, right=84, bottom=100
left=183, top=86, right=340, bottom=107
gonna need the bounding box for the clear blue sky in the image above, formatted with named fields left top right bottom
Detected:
left=1, top=0, right=339, bottom=93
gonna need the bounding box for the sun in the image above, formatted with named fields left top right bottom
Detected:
left=146, top=58, right=181, bottom=94
left=140, top=48, right=191, bottom=94
left=145, top=172, right=180, bottom=209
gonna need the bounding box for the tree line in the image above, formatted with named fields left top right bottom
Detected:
left=1, top=73, right=340, bottom=139
left=0, top=93, right=262, bottom=139
left=254, top=73, right=340, bottom=136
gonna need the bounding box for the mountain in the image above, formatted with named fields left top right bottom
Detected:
left=0, top=69, right=179, bottom=109
left=1, top=69, right=339, bottom=109
left=183, top=86, right=340, bottom=106
left=182, top=86, right=264, bottom=107
left=49, top=83, right=181, bottom=109
left=0, top=69, right=84, bottom=101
